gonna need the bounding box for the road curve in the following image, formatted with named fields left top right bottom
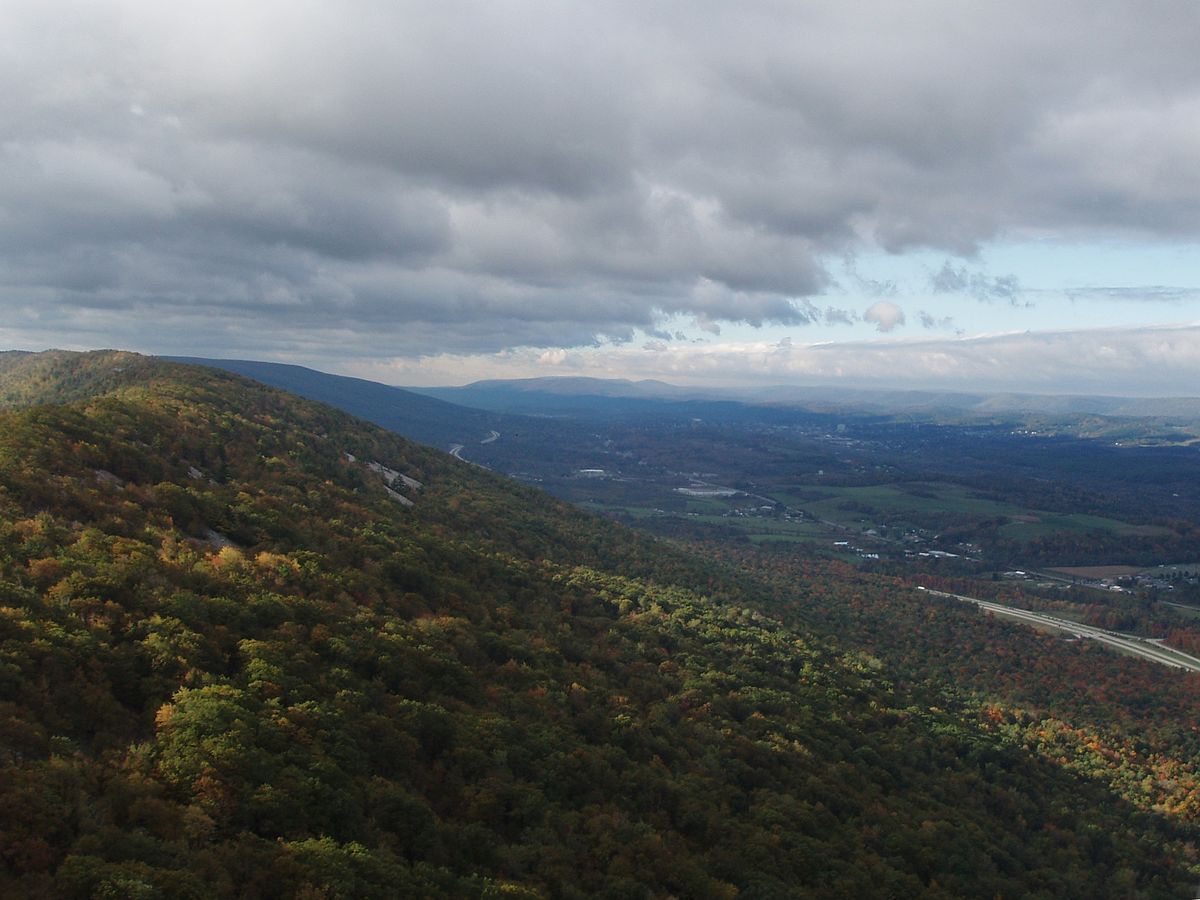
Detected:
left=920, top=588, right=1200, bottom=674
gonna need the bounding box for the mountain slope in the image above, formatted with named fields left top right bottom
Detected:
left=0, top=351, right=1194, bottom=898
left=168, top=357, right=506, bottom=450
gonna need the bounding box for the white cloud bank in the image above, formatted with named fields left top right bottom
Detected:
left=356, top=325, right=1200, bottom=398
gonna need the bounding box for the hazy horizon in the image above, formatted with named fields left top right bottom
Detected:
left=158, top=352, right=1200, bottom=405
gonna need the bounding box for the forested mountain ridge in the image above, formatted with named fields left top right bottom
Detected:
left=165, top=357, right=508, bottom=451
left=0, top=350, right=1195, bottom=898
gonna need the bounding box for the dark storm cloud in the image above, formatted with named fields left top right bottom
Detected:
left=4, top=1, right=1200, bottom=356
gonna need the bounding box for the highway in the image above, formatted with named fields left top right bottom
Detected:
left=447, top=442, right=489, bottom=469
left=920, top=588, right=1200, bottom=674
left=450, top=431, right=499, bottom=460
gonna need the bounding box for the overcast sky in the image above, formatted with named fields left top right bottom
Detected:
left=4, top=1, right=1199, bottom=395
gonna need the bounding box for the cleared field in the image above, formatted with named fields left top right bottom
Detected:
left=780, top=481, right=1167, bottom=541
left=785, top=482, right=1024, bottom=520
left=687, top=514, right=833, bottom=536
left=998, top=514, right=1169, bottom=540
left=1049, top=565, right=1143, bottom=578
left=785, top=483, right=1052, bottom=532
left=746, top=532, right=830, bottom=545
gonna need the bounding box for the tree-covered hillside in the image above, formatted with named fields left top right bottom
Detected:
left=0, top=351, right=1194, bottom=898
left=166, top=357, right=507, bottom=452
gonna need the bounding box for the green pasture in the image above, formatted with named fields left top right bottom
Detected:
left=998, top=514, right=1169, bottom=540
left=784, top=482, right=1026, bottom=522
left=746, top=532, right=832, bottom=545
left=783, top=481, right=1165, bottom=540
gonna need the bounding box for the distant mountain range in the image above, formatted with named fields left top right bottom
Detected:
left=164, top=359, right=1200, bottom=427
left=416, top=375, right=1200, bottom=421
left=168, top=360, right=1200, bottom=447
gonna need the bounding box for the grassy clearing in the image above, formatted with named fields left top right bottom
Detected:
left=746, top=532, right=829, bottom=545
left=787, top=482, right=1027, bottom=523
left=780, top=481, right=1165, bottom=542
left=1050, top=565, right=1143, bottom=578
left=999, top=514, right=1169, bottom=540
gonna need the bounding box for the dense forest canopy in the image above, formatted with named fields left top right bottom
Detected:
left=0, top=350, right=1196, bottom=898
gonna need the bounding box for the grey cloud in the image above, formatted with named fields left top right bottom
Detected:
left=824, top=307, right=857, bottom=326
left=841, top=254, right=897, bottom=298
left=930, top=262, right=1023, bottom=304
left=4, top=1, right=1200, bottom=356
left=918, top=311, right=956, bottom=330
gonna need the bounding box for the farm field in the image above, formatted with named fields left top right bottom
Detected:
left=1049, top=565, right=1145, bottom=579
left=778, top=482, right=1165, bottom=540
